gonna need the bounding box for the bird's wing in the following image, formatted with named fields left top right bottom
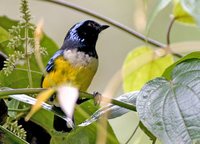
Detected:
left=46, top=50, right=64, bottom=72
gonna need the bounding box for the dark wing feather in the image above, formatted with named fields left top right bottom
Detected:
left=40, top=50, right=64, bottom=87
left=46, top=50, right=64, bottom=72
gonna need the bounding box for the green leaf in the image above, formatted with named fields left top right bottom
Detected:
left=180, top=0, right=200, bottom=26
left=137, top=59, right=200, bottom=143
left=0, top=16, right=16, bottom=30
left=0, top=26, right=9, bottom=43
left=31, top=109, right=54, bottom=134
left=0, top=125, right=28, bottom=144
left=122, top=46, right=174, bottom=92
left=0, top=16, right=58, bottom=88
left=173, top=0, right=196, bottom=25
left=74, top=100, right=119, bottom=144
left=7, top=99, right=20, bottom=118
left=50, top=121, right=119, bottom=144
left=0, top=70, right=42, bottom=88
left=163, top=51, right=200, bottom=79
left=146, top=0, right=171, bottom=32
left=74, top=100, right=99, bottom=124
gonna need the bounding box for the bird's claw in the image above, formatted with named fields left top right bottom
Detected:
left=93, top=91, right=102, bottom=105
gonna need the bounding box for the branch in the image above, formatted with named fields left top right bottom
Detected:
left=39, top=0, right=165, bottom=48
left=0, top=88, right=136, bottom=112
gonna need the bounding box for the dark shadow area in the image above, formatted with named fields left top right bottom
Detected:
left=18, top=119, right=51, bottom=144
left=0, top=52, right=6, bottom=70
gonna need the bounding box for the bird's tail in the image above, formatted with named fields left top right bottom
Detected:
left=52, top=106, right=73, bottom=132
left=53, top=115, right=72, bottom=132
left=53, top=98, right=89, bottom=132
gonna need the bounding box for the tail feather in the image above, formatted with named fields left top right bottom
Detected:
left=53, top=115, right=72, bottom=132
left=53, top=98, right=89, bottom=132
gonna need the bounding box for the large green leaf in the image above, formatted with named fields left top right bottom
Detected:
left=31, top=109, right=54, bottom=134
left=163, top=52, right=200, bottom=79
left=0, top=16, right=58, bottom=88
left=122, top=46, right=174, bottom=92
left=0, top=69, right=42, bottom=88
left=72, top=100, right=119, bottom=144
left=137, top=58, right=200, bottom=143
left=51, top=122, right=118, bottom=144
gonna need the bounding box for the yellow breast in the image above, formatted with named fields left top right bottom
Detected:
left=42, top=51, right=98, bottom=91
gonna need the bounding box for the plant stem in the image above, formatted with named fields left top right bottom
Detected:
left=0, top=88, right=136, bottom=112
left=125, top=123, right=139, bottom=144
left=39, top=0, right=164, bottom=48
left=15, top=68, right=43, bottom=75
left=81, top=91, right=136, bottom=111
left=8, top=107, right=30, bottom=112
left=25, top=27, right=33, bottom=87
left=167, top=16, right=176, bottom=46
left=0, top=88, right=44, bottom=96
left=165, top=16, right=182, bottom=58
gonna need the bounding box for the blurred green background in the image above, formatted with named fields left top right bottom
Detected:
left=1, top=0, right=200, bottom=143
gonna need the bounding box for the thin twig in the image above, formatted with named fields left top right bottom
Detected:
left=167, top=15, right=176, bottom=46
left=125, top=123, right=139, bottom=144
left=25, top=27, right=33, bottom=87
left=39, top=0, right=165, bottom=48
left=0, top=88, right=44, bottom=96
left=15, top=68, right=43, bottom=75
left=166, top=16, right=182, bottom=58
left=8, top=107, right=30, bottom=112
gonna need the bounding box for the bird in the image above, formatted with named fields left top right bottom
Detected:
left=41, top=20, right=109, bottom=132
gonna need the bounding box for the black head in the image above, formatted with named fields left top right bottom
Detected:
left=61, top=20, right=109, bottom=57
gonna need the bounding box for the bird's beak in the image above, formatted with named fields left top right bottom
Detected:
left=100, top=25, right=109, bottom=31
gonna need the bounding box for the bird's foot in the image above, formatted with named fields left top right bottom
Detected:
left=93, top=91, right=102, bottom=105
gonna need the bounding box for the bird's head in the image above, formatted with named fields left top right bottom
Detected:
left=62, top=20, right=109, bottom=53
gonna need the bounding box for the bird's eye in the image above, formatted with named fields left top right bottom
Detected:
left=88, top=23, right=94, bottom=27
left=88, top=23, right=92, bottom=27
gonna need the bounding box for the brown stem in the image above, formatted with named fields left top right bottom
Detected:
left=167, top=16, right=176, bottom=46
left=165, top=16, right=182, bottom=57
